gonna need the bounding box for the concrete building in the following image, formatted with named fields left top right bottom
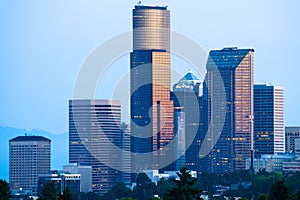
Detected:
left=9, top=136, right=51, bottom=195
left=37, top=171, right=80, bottom=196
left=69, top=100, right=130, bottom=194
left=285, top=126, right=300, bottom=152
left=63, top=163, right=92, bottom=193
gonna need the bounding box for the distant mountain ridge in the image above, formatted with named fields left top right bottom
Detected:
left=0, top=126, right=68, bottom=181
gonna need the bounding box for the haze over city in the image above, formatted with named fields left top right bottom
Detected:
left=1, top=0, right=300, bottom=134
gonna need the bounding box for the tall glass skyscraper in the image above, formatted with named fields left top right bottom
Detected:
left=172, top=71, right=203, bottom=172
left=9, top=136, right=51, bottom=195
left=130, top=5, right=174, bottom=172
left=69, top=100, right=130, bottom=194
left=205, top=47, right=254, bottom=173
left=254, top=84, right=284, bottom=156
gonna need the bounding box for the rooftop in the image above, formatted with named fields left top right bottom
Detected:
left=9, top=136, right=51, bottom=142
left=135, top=5, right=168, bottom=10
left=207, top=48, right=254, bottom=69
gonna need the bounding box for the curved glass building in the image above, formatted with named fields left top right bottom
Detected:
left=130, top=5, right=174, bottom=172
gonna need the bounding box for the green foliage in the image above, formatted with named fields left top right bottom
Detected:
left=155, top=178, right=174, bottom=198
left=0, top=179, right=11, bottom=200
left=39, top=181, right=59, bottom=200
left=268, top=179, right=290, bottom=200
left=256, top=194, right=268, bottom=200
left=58, top=187, right=73, bottom=200
left=103, top=183, right=132, bottom=200
left=133, top=173, right=156, bottom=200
left=77, top=192, right=102, bottom=200
left=166, top=167, right=202, bottom=200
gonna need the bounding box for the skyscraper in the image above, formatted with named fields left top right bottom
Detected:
left=205, top=47, right=254, bottom=173
left=172, top=70, right=203, bottom=172
left=69, top=100, right=130, bottom=194
left=254, top=84, right=284, bottom=156
left=130, top=5, right=174, bottom=172
left=9, top=136, right=51, bottom=195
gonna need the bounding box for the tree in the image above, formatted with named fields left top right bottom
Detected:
left=256, top=194, right=268, bottom=200
left=296, top=189, right=300, bottom=200
left=155, top=178, right=174, bottom=198
left=103, top=183, right=133, bottom=200
left=166, top=167, right=202, bottom=200
left=39, top=181, right=59, bottom=200
left=0, top=179, right=11, bottom=200
left=58, top=187, right=73, bottom=200
left=133, top=173, right=155, bottom=200
left=268, top=179, right=290, bottom=200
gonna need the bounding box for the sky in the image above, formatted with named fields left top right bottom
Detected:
left=0, top=0, right=300, bottom=134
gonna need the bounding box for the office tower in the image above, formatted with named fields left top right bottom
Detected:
left=285, top=126, right=300, bottom=152
left=9, top=136, right=51, bottom=195
left=254, top=84, right=284, bottom=156
left=130, top=5, right=174, bottom=172
left=205, top=47, right=254, bottom=173
left=63, top=163, right=92, bottom=193
left=172, top=70, right=203, bottom=172
left=38, top=170, right=81, bottom=196
left=69, top=100, right=130, bottom=194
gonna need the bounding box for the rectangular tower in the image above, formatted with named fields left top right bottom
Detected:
left=9, top=136, right=51, bottom=195
left=130, top=5, right=174, bottom=172
left=205, top=47, right=254, bottom=173
left=69, top=100, right=130, bottom=194
left=254, top=84, right=284, bottom=156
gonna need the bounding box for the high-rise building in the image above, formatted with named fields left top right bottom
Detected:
left=69, top=100, right=130, bottom=194
left=204, top=47, right=254, bottom=173
left=285, top=126, right=300, bottom=152
left=130, top=5, right=174, bottom=172
left=9, top=136, right=51, bottom=195
left=172, top=71, right=203, bottom=172
left=254, top=84, right=284, bottom=156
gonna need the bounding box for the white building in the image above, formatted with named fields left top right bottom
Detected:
left=63, top=163, right=92, bottom=193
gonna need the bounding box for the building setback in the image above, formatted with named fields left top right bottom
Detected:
left=130, top=5, right=174, bottom=172
left=204, top=47, right=254, bottom=173
left=9, top=136, right=51, bottom=195
left=254, top=84, right=284, bottom=156
left=69, top=100, right=130, bottom=194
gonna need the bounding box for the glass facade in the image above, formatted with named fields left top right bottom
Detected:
left=69, top=100, right=130, bottom=194
left=172, top=71, right=202, bottom=172
left=130, top=5, right=174, bottom=172
left=205, top=47, right=254, bottom=173
left=254, top=84, right=284, bottom=156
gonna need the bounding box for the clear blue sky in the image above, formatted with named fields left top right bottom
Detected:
left=0, top=0, right=299, bottom=134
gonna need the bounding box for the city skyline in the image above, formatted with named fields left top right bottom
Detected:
left=1, top=2, right=300, bottom=196
left=1, top=1, right=300, bottom=134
